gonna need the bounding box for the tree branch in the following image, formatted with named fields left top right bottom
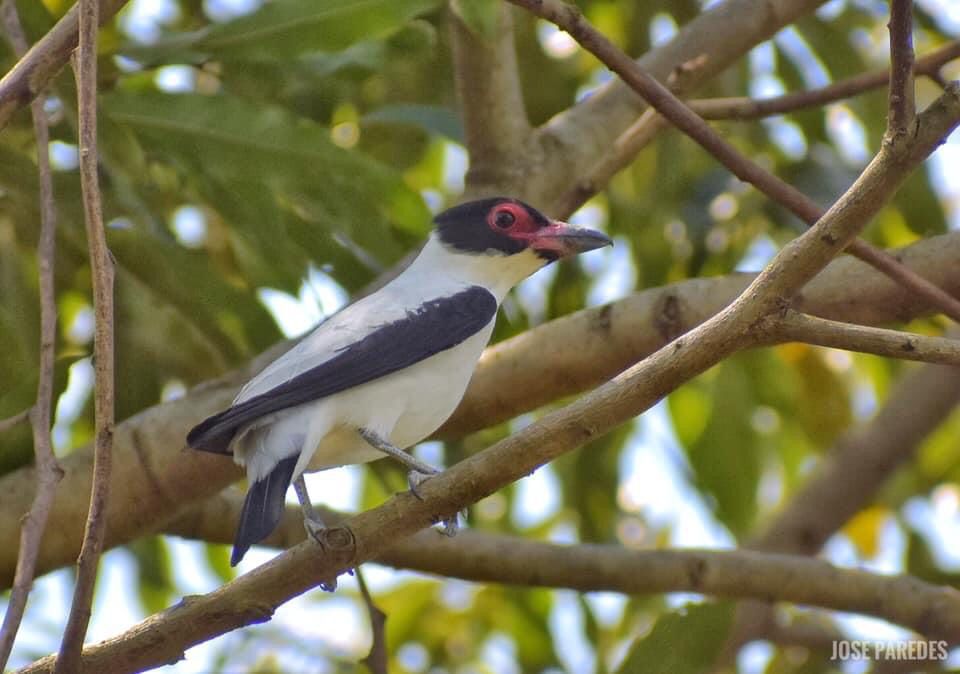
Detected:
left=887, top=0, right=916, bottom=139
left=4, top=231, right=960, bottom=589
left=25, top=515, right=960, bottom=672
left=0, top=1, right=63, bottom=669
left=18, top=70, right=960, bottom=673
left=0, top=0, right=129, bottom=130
left=355, top=567, right=387, bottom=674
left=729, top=350, right=960, bottom=656
left=450, top=3, right=533, bottom=198
left=554, top=41, right=960, bottom=217
left=760, top=311, right=960, bottom=366
left=164, top=494, right=960, bottom=643
left=512, top=0, right=960, bottom=325
left=0, top=409, right=30, bottom=435
left=527, top=0, right=831, bottom=210
left=56, top=1, right=114, bottom=670
left=693, top=40, right=957, bottom=121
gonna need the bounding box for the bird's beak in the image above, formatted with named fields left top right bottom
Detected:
left=529, top=220, right=613, bottom=258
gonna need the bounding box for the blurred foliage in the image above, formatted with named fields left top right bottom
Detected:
left=2, top=0, right=960, bottom=672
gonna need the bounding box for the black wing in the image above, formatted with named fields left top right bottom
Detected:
left=187, top=285, right=498, bottom=454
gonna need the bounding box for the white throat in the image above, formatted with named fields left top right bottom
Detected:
left=399, top=234, right=549, bottom=302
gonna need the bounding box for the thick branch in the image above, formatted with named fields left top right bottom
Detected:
left=450, top=4, right=532, bottom=198
left=56, top=1, right=113, bottom=670
left=24, top=514, right=960, bottom=671
left=164, top=496, right=960, bottom=644
left=0, top=1, right=63, bottom=669
left=3, top=231, right=960, bottom=590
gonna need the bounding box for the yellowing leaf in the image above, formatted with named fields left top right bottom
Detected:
left=843, top=506, right=890, bottom=558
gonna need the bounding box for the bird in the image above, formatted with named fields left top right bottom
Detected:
left=187, top=197, right=612, bottom=566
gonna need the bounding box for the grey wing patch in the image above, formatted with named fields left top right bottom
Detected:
left=187, top=285, right=498, bottom=454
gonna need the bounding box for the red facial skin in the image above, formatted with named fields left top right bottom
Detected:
left=485, top=201, right=612, bottom=258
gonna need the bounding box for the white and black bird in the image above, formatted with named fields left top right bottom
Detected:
left=187, top=197, right=611, bottom=565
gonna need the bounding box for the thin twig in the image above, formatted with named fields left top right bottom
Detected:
left=522, top=0, right=960, bottom=323
left=354, top=567, right=388, bottom=674
left=762, top=311, right=960, bottom=365
left=694, top=40, right=956, bottom=121
left=887, top=0, right=916, bottom=138
left=556, top=42, right=960, bottom=217
left=0, top=1, right=63, bottom=669
left=0, top=408, right=31, bottom=435
left=0, top=0, right=129, bottom=130
left=554, top=56, right=707, bottom=218
left=55, top=0, right=114, bottom=671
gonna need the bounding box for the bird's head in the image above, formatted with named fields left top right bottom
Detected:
left=433, top=198, right=612, bottom=263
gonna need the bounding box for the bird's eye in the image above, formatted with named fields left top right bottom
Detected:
left=493, top=210, right=515, bottom=229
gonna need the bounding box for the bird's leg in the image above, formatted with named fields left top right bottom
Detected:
left=358, top=428, right=442, bottom=482
left=358, top=428, right=461, bottom=535
left=294, top=476, right=350, bottom=592
left=294, top=475, right=325, bottom=543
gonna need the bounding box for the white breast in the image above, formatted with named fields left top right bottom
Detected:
left=297, top=321, right=495, bottom=473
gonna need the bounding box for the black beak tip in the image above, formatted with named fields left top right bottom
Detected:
left=579, top=229, right=613, bottom=252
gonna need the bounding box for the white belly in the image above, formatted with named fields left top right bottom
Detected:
left=300, top=323, right=494, bottom=473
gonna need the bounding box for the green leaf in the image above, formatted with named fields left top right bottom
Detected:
left=102, top=91, right=428, bottom=283
left=363, top=104, right=464, bottom=143
left=616, top=602, right=733, bottom=674
left=129, top=537, right=175, bottom=615
left=680, top=358, right=763, bottom=536
left=121, top=0, right=441, bottom=64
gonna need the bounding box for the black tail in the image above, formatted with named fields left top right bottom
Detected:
left=231, top=455, right=298, bottom=566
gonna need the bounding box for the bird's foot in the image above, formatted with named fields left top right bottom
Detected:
left=302, top=514, right=326, bottom=544
left=438, top=511, right=463, bottom=537
left=407, top=467, right=440, bottom=500
left=406, top=469, right=464, bottom=536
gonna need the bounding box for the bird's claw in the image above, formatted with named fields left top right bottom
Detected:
left=302, top=515, right=326, bottom=545
left=407, top=467, right=440, bottom=500
left=439, top=511, right=462, bottom=537
left=406, top=469, right=465, bottom=536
